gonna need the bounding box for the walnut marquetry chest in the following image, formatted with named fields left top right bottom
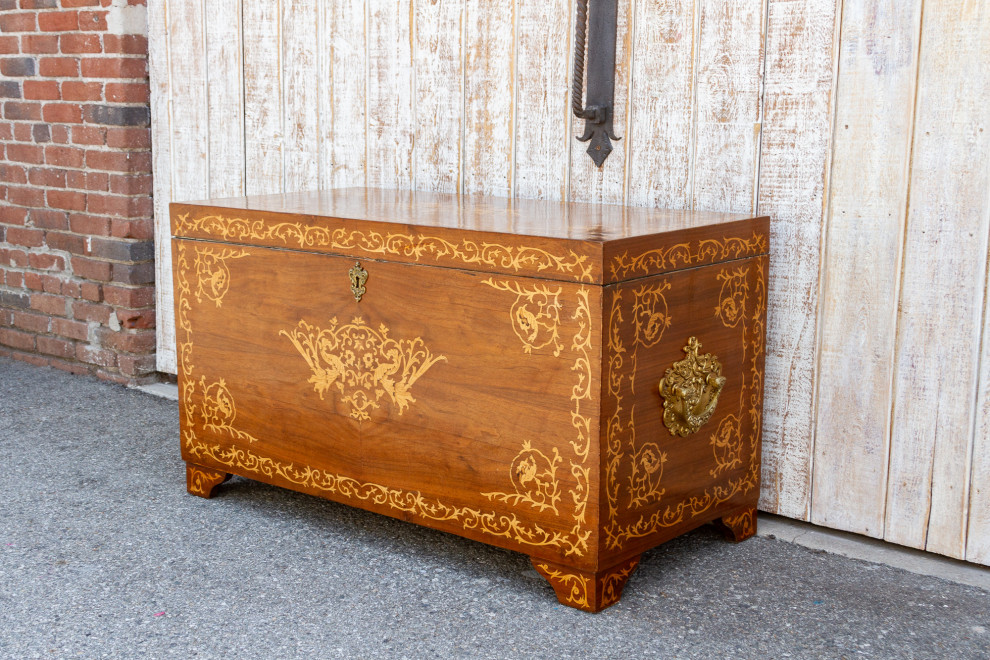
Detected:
left=171, top=188, right=769, bottom=613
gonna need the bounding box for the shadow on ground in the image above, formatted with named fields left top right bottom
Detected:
left=1, top=357, right=987, bottom=659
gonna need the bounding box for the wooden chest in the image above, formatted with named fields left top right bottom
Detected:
left=171, top=188, right=769, bottom=612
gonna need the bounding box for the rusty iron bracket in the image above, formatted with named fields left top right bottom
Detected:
left=573, top=0, right=620, bottom=168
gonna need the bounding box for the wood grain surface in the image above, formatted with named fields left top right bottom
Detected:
left=811, top=0, right=922, bottom=540
left=172, top=194, right=768, bottom=609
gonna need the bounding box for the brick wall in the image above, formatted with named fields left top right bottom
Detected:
left=0, top=0, right=155, bottom=384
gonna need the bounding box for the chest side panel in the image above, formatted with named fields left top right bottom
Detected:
left=172, top=238, right=602, bottom=566
left=599, top=254, right=768, bottom=562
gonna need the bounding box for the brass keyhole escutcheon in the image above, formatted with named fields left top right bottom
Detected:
left=658, top=337, right=726, bottom=437
left=349, top=262, right=368, bottom=302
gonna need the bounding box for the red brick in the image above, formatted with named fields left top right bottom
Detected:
left=0, top=122, right=12, bottom=139
left=13, top=122, right=32, bottom=140
left=31, top=292, right=66, bottom=315
left=28, top=166, right=66, bottom=187
left=4, top=101, right=41, bottom=120
left=72, top=300, right=110, bottom=323
left=105, top=126, right=149, bottom=149
left=87, top=193, right=152, bottom=218
left=115, top=307, right=154, bottom=329
left=117, top=352, right=156, bottom=376
left=39, top=56, right=78, bottom=77
left=28, top=252, right=65, bottom=271
left=44, top=231, right=86, bottom=254
left=51, top=124, right=69, bottom=142
left=44, top=144, right=85, bottom=167
left=59, top=33, right=100, bottom=54
left=110, top=217, right=155, bottom=240
left=37, top=335, right=75, bottom=358
left=108, top=174, right=151, bottom=196
left=12, top=310, right=50, bottom=333
left=68, top=212, right=109, bottom=236
left=0, top=328, right=36, bottom=352
left=53, top=317, right=89, bottom=341
left=0, top=308, right=10, bottom=326
left=42, top=102, right=82, bottom=123
left=85, top=149, right=151, bottom=172
left=102, top=34, right=146, bottom=55
left=61, top=279, right=80, bottom=298
left=71, top=255, right=112, bottom=281
left=32, top=122, right=49, bottom=142
left=78, top=10, right=106, bottom=31
left=104, top=82, right=147, bottom=103
left=0, top=13, right=37, bottom=33
left=81, top=57, right=146, bottom=79
left=76, top=343, right=116, bottom=367
left=6, top=225, right=44, bottom=247
left=5, top=248, right=30, bottom=268
left=66, top=169, right=107, bottom=191
left=0, top=205, right=28, bottom=225
left=110, top=260, right=153, bottom=285
left=50, top=359, right=93, bottom=376
left=61, top=0, right=101, bottom=6
left=0, top=36, right=18, bottom=54
left=47, top=189, right=87, bottom=212
left=21, top=34, right=59, bottom=54
left=70, top=124, right=104, bottom=145
left=6, top=142, right=43, bottom=164
left=42, top=273, right=63, bottom=293
left=39, top=11, right=79, bottom=32
left=10, top=351, right=50, bottom=368
left=61, top=80, right=101, bottom=101
left=30, top=208, right=69, bottom=230
left=100, top=327, right=154, bottom=353
left=20, top=0, right=62, bottom=8
left=103, top=284, right=153, bottom=308
left=79, top=280, right=101, bottom=301
left=7, top=184, right=44, bottom=206
left=5, top=270, right=25, bottom=288
left=23, top=271, right=43, bottom=290
left=0, top=163, right=28, bottom=184
left=22, top=79, right=59, bottom=100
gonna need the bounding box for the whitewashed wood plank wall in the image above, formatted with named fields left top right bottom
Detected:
left=149, top=0, right=990, bottom=566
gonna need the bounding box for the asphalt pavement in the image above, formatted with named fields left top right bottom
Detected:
left=1, top=355, right=988, bottom=659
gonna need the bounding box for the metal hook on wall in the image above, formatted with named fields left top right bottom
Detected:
left=572, top=0, right=621, bottom=168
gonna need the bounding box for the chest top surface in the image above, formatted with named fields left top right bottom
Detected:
left=171, top=188, right=769, bottom=284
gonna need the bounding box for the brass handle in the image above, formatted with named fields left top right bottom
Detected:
left=349, top=262, right=368, bottom=302
left=659, top=337, right=726, bottom=437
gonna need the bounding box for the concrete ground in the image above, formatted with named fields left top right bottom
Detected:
left=1, top=356, right=988, bottom=659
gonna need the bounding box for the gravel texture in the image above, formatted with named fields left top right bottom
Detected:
left=1, top=356, right=988, bottom=659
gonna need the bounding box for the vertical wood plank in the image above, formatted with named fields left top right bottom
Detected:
left=205, top=0, right=245, bottom=198
left=167, top=0, right=209, bottom=202
left=624, top=0, right=698, bottom=209
left=318, top=0, right=367, bottom=191
left=243, top=0, right=283, bottom=194
left=366, top=0, right=414, bottom=190
left=691, top=0, right=765, bottom=214
left=148, top=0, right=175, bottom=374
left=886, top=0, right=990, bottom=558
left=512, top=0, right=570, bottom=200
left=810, top=0, right=922, bottom=539
left=413, top=0, right=463, bottom=193
left=968, top=257, right=990, bottom=565
left=567, top=0, right=634, bottom=205
left=282, top=0, right=319, bottom=192
left=462, top=0, right=514, bottom=198
left=757, top=0, right=840, bottom=520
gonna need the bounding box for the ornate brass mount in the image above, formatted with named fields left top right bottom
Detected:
left=348, top=262, right=368, bottom=302
left=659, top=337, right=726, bottom=437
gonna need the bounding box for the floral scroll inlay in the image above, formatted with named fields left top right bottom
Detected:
left=483, top=442, right=562, bottom=514
left=280, top=317, right=447, bottom=421
left=632, top=281, right=671, bottom=347
left=482, top=278, right=564, bottom=356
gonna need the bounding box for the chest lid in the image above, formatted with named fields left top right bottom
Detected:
left=171, top=188, right=768, bottom=285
